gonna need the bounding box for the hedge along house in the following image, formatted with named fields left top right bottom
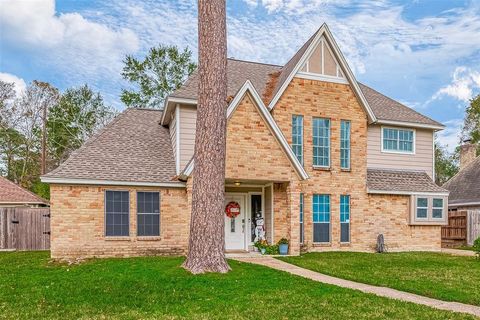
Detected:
left=42, top=24, right=449, bottom=259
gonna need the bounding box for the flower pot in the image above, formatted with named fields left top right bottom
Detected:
left=260, top=248, right=266, bottom=255
left=279, top=244, right=288, bottom=255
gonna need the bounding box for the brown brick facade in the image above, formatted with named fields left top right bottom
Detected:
left=49, top=77, right=441, bottom=259
left=50, top=184, right=189, bottom=259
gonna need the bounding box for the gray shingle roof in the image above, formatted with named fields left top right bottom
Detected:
left=367, top=169, right=448, bottom=194
left=443, top=157, right=480, bottom=205
left=44, top=108, right=177, bottom=183
left=170, top=58, right=442, bottom=127
left=171, top=59, right=281, bottom=100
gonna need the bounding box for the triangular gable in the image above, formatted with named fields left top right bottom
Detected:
left=179, top=81, right=309, bottom=181
left=267, top=23, right=377, bottom=123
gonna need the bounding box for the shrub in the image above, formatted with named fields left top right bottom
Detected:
left=278, top=238, right=289, bottom=245
left=474, top=237, right=480, bottom=259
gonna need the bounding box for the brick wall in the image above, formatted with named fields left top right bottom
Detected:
left=50, top=184, right=189, bottom=259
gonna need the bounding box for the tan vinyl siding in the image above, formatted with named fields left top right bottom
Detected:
left=179, top=105, right=197, bottom=170
left=169, top=108, right=178, bottom=173
left=367, top=124, right=434, bottom=178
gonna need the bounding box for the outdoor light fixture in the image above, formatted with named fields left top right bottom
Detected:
left=234, top=181, right=241, bottom=186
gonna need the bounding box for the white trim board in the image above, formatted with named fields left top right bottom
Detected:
left=179, top=80, right=309, bottom=181
left=41, top=177, right=186, bottom=188
left=367, top=189, right=449, bottom=196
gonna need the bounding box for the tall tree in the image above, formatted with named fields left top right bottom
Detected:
left=182, top=0, right=229, bottom=274
left=434, top=140, right=459, bottom=185
left=461, top=94, right=480, bottom=155
left=121, top=45, right=197, bottom=109
left=47, top=84, right=115, bottom=169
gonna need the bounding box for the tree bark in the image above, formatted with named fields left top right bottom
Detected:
left=182, top=0, right=230, bottom=274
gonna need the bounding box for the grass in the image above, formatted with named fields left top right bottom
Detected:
left=280, top=252, right=480, bottom=306
left=0, top=252, right=476, bottom=319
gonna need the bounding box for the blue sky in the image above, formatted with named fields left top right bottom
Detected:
left=1, top=0, right=480, bottom=152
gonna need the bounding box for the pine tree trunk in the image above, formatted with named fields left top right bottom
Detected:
left=182, top=0, right=230, bottom=274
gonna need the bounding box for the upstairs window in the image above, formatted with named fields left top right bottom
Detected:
left=105, top=190, right=129, bottom=237
left=313, top=118, right=330, bottom=167
left=292, top=115, right=304, bottom=165
left=382, top=127, right=414, bottom=153
left=340, top=120, right=351, bottom=170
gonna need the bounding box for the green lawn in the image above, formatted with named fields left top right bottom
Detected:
left=0, top=252, right=475, bottom=319
left=280, top=252, right=480, bottom=306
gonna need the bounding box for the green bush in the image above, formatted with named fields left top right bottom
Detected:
left=278, top=238, right=289, bottom=245
left=474, top=237, right=480, bottom=259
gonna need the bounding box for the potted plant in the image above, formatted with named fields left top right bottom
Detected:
left=254, top=239, right=268, bottom=255
left=278, top=238, right=289, bottom=255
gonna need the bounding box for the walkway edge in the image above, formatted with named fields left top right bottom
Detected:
left=232, top=256, right=480, bottom=318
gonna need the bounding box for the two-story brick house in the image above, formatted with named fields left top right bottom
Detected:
left=42, top=24, right=449, bottom=259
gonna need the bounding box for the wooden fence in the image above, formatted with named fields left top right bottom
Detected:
left=442, top=210, right=480, bottom=247
left=0, top=207, right=50, bottom=250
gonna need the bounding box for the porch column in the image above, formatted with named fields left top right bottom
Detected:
left=287, top=180, right=301, bottom=255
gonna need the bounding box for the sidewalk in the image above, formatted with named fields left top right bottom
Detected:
left=232, top=256, right=480, bottom=318
left=441, top=248, right=477, bottom=257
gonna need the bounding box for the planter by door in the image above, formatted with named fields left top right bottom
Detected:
left=279, top=244, right=288, bottom=255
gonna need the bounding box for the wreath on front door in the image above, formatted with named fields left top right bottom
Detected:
left=225, top=201, right=241, bottom=218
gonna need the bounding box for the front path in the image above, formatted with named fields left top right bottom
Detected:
left=233, top=256, right=480, bottom=318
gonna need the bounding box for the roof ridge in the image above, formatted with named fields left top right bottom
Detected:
left=227, top=58, right=282, bottom=68
left=359, top=83, right=443, bottom=127
left=127, top=107, right=163, bottom=112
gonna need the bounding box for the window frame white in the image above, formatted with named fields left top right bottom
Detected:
left=381, top=126, right=416, bottom=155
left=292, top=114, right=304, bottom=165
left=410, top=195, right=448, bottom=225
left=340, top=120, right=351, bottom=170
left=312, top=117, right=331, bottom=169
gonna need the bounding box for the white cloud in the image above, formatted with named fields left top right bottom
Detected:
left=432, top=67, right=480, bottom=102
left=436, top=119, right=464, bottom=153
left=0, top=72, right=27, bottom=97
left=0, top=0, right=139, bottom=94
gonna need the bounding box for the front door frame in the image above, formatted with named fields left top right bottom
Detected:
left=225, top=192, right=248, bottom=251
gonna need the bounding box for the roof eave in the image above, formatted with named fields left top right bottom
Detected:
left=41, top=176, right=186, bottom=188
left=367, top=188, right=449, bottom=196
left=160, top=96, right=198, bottom=126
left=375, top=119, right=445, bottom=131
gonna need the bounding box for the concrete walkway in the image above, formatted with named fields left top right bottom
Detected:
left=441, top=248, right=477, bottom=257
left=233, top=256, right=480, bottom=318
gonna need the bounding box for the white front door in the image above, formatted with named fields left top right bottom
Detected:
left=225, top=194, right=246, bottom=251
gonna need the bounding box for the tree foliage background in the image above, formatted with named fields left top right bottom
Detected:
left=121, top=45, right=197, bottom=109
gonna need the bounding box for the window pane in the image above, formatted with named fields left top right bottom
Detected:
left=300, top=193, right=304, bottom=244
left=432, top=209, right=443, bottom=219
left=313, top=118, right=330, bottom=167
left=383, top=128, right=413, bottom=152
left=417, top=208, right=428, bottom=218
left=137, top=192, right=160, bottom=236
left=105, top=191, right=129, bottom=237
left=340, top=120, right=350, bottom=169
left=433, top=198, right=443, bottom=208
left=313, top=194, right=330, bottom=243
left=417, top=197, right=428, bottom=208
left=292, top=115, right=303, bottom=164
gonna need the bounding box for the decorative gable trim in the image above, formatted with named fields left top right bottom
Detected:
left=179, top=80, right=309, bottom=181
left=267, top=23, right=377, bottom=123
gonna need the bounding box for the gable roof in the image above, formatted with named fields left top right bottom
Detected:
left=443, top=156, right=480, bottom=205
left=367, top=169, right=448, bottom=195
left=0, top=177, right=48, bottom=205
left=42, top=109, right=184, bottom=187
left=165, top=24, right=443, bottom=129
left=179, top=80, right=309, bottom=181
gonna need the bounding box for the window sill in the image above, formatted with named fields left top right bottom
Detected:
left=312, top=242, right=331, bottom=247
left=312, top=166, right=331, bottom=171
left=104, top=237, right=131, bottom=241
left=340, top=242, right=351, bottom=246
left=340, top=168, right=351, bottom=172
left=137, top=236, right=161, bottom=241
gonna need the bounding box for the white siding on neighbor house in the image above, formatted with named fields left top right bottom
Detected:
left=179, top=105, right=197, bottom=170
left=367, top=124, right=434, bottom=178
left=169, top=107, right=178, bottom=173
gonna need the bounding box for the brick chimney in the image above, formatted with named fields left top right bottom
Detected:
left=460, top=139, right=477, bottom=170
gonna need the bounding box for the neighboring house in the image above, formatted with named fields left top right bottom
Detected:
left=444, top=140, right=480, bottom=210
left=41, top=24, right=449, bottom=259
left=0, top=177, right=49, bottom=207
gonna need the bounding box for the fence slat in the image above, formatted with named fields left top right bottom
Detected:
left=467, top=210, right=480, bottom=246
left=442, top=210, right=467, bottom=247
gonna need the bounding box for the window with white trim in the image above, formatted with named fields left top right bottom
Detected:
left=416, top=197, right=428, bottom=219
left=313, top=118, right=330, bottom=167
left=292, top=115, right=303, bottom=164
left=313, top=194, right=330, bottom=243
left=137, top=191, right=160, bottom=236
left=432, top=198, right=444, bottom=219
left=382, top=127, right=414, bottom=153
left=340, top=120, right=350, bottom=170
